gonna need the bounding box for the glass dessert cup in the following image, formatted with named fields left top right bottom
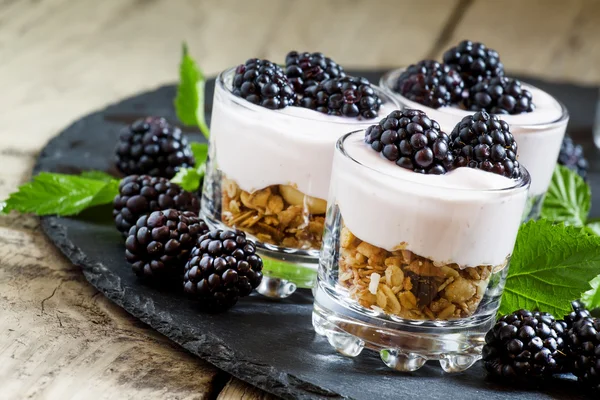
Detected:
left=201, top=67, right=399, bottom=298
left=380, top=68, right=568, bottom=221
left=313, top=130, right=531, bottom=372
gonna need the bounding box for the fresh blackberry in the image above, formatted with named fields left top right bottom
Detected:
left=394, top=60, right=464, bottom=108
left=558, top=136, right=588, bottom=180
left=232, top=59, right=296, bottom=109
left=125, top=210, right=208, bottom=280
left=482, top=309, right=566, bottom=383
left=183, top=229, right=263, bottom=311
left=113, top=175, right=200, bottom=236
left=285, top=51, right=346, bottom=92
left=443, top=40, right=504, bottom=88
left=451, top=111, right=521, bottom=179
left=115, top=117, right=195, bottom=179
left=565, top=317, right=600, bottom=393
left=300, top=76, right=382, bottom=119
left=564, top=301, right=592, bottom=330
left=364, top=109, right=453, bottom=174
left=465, top=77, right=535, bottom=114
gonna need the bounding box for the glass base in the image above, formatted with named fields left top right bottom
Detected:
left=201, top=211, right=318, bottom=299
left=312, top=281, right=494, bottom=372
left=522, top=193, right=545, bottom=222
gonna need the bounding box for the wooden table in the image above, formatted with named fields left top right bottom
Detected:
left=1, top=0, right=599, bottom=398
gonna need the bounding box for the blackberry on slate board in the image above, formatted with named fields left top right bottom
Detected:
left=564, top=301, right=592, bottom=330
left=232, top=58, right=296, bottom=109
left=183, top=229, right=263, bottom=311
left=465, top=77, right=535, bottom=115
left=565, top=317, right=600, bottom=393
left=300, top=76, right=382, bottom=119
left=482, top=309, right=566, bottom=383
left=443, top=40, right=504, bottom=88
left=451, top=111, right=521, bottom=179
left=115, top=117, right=195, bottom=179
left=113, top=175, right=200, bottom=236
left=558, top=136, right=588, bottom=180
left=285, top=51, right=346, bottom=92
left=394, top=60, right=464, bottom=108
left=125, top=210, right=208, bottom=280
left=364, top=109, right=453, bottom=174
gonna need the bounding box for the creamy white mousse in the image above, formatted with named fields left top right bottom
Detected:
left=211, top=68, right=398, bottom=201
left=381, top=73, right=568, bottom=197
left=333, top=132, right=530, bottom=268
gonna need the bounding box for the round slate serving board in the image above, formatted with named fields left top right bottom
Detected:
left=34, top=72, right=599, bottom=400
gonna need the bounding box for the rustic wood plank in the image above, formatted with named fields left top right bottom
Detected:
left=434, top=0, right=600, bottom=85
left=217, top=378, right=278, bottom=400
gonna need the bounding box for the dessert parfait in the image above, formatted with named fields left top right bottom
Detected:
left=201, top=52, right=399, bottom=297
left=313, top=109, right=530, bottom=372
left=380, top=40, right=568, bottom=219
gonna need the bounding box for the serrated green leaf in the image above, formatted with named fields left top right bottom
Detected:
left=1, top=172, right=120, bottom=216
left=190, top=142, right=208, bottom=165
left=541, top=165, right=591, bottom=226
left=581, top=274, right=600, bottom=309
left=586, top=219, right=600, bottom=236
left=171, top=165, right=204, bottom=192
left=500, top=219, right=600, bottom=316
left=79, top=170, right=117, bottom=183
left=174, top=43, right=209, bottom=139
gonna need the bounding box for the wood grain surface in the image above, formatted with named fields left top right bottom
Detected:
left=1, top=0, right=599, bottom=399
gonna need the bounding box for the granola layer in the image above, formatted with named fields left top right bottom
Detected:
left=339, top=225, right=503, bottom=320
left=221, top=177, right=325, bottom=250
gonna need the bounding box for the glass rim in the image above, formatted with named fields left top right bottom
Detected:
left=379, top=67, right=570, bottom=129
left=216, top=66, right=401, bottom=125
left=336, top=129, right=531, bottom=194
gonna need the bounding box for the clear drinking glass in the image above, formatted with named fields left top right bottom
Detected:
left=380, top=68, right=568, bottom=221
left=313, top=130, right=530, bottom=372
left=201, top=67, right=399, bottom=298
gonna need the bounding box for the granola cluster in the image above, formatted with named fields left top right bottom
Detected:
left=221, top=177, right=325, bottom=250
left=339, top=226, right=502, bottom=320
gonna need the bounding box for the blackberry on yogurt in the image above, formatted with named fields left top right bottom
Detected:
left=285, top=51, right=346, bottom=92
left=443, top=40, right=504, bottom=88
left=233, top=58, right=296, bottom=109
left=451, top=111, right=521, bottom=179
left=300, top=76, right=382, bottom=119
left=465, top=77, right=535, bottom=114
left=394, top=60, right=464, bottom=108
left=364, top=109, right=453, bottom=174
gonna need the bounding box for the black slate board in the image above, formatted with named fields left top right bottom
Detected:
left=34, top=71, right=600, bottom=400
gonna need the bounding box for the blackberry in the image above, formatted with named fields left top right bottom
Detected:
left=564, top=301, right=592, bottom=330
left=451, top=111, right=521, bottom=179
left=364, top=109, right=453, bottom=174
left=565, top=317, right=600, bottom=393
left=394, top=60, right=464, bottom=108
left=301, top=76, right=382, bottom=119
left=443, top=40, right=504, bottom=88
left=285, top=51, right=346, bottom=92
left=125, top=209, right=208, bottom=280
left=183, top=229, right=263, bottom=311
left=232, top=59, right=296, bottom=109
left=482, top=309, right=566, bottom=383
left=558, top=136, right=588, bottom=180
left=465, top=77, right=535, bottom=114
left=115, top=117, right=195, bottom=179
left=113, top=175, right=200, bottom=236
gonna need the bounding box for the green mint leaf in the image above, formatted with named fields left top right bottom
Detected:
left=581, top=274, right=600, bottom=309
left=261, top=257, right=316, bottom=289
left=190, top=142, right=208, bottom=165
left=79, top=170, right=117, bottom=182
left=500, top=219, right=600, bottom=316
left=586, top=219, right=600, bottom=236
left=174, top=43, right=209, bottom=139
left=540, top=165, right=591, bottom=226
left=171, top=165, right=205, bottom=192
left=1, top=172, right=119, bottom=216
